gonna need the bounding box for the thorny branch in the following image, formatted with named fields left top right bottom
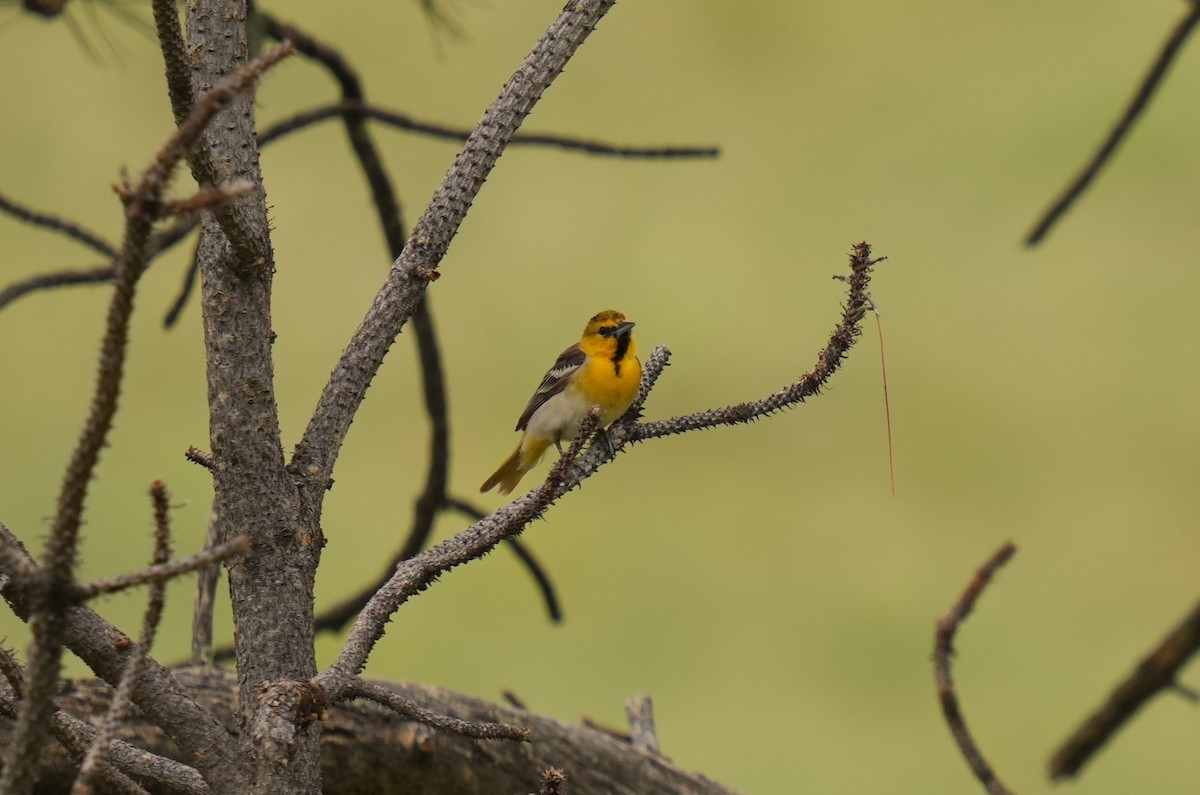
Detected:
left=1049, top=594, right=1200, bottom=779
left=934, top=542, right=1017, bottom=795
left=70, top=481, right=175, bottom=795
left=0, top=43, right=292, bottom=795
left=1025, top=1, right=1200, bottom=245
left=343, top=679, right=531, bottom=743
left=287, top=0, right=621, bottom=498
left=316, top=243, right=883, bottom=693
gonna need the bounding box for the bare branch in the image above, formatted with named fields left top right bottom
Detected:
left=151, top=0, right=268, bottom=268
left=288, top=0, right=621, bottom=497
left=934, top=542, right=1017, bottom=795
left=184, top=446, right=214, bottom=470
left=1026, top=2, right=1200, bottom=245
left=71, top=481, right=175, bottom=795
left=0, top=215, right=197, bottom=316
left=318, top=244, right=881, bottom=692
left=0, top=191, right=119, bottom=259
left=0, top=551, right=243, bottom=787
left=631, top=242, right=880, bottom=441
left=259, top=100, right=720, bottom=159
left=162, top=242, right=201, bottom=328
left=624, top=694, right=661, bottom=756
left=191, top=513, right=222, bottom=665
left=343, top=679, right=531, bottom=743
left=0, top=646, right=207, bottom=795
left=1049, top=594, right=1200, bottom=779
left=0, top=266, right=115, bottom=313
left=446, top=497, right=563, bottom=622
left=319, top=408, right=601, bottom=690
left=74, top=535, right=249, bottom=600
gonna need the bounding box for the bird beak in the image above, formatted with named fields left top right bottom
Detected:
left=614, top=321, right=635, bottom=337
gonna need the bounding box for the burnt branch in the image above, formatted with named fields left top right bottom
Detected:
left=934, top=542, right=1017, bottom=795
left=1049, top=594, right=1200, bottom=779
left=1025, top=2, right=1200, bottom=245
left=259, top=100, right=720, bottom=159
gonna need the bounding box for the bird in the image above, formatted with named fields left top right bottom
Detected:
left=480, top=310, right=641, bottom=495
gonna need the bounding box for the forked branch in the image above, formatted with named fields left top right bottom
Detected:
left=317, top=243, right=884, bottom=693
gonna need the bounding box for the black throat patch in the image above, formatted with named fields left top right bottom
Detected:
left=611, top=332, right=631, bottom=375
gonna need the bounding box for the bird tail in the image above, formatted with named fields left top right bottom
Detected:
left=480, top=438, right=552, bottom=495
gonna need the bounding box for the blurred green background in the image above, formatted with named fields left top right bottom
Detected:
left=3, top=1, right=1200, bottom=792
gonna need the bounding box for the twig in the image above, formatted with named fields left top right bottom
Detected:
left=74, top=535, right=249, bottom=599
left=629, top=242, right=880, bottom=442
left=1049, top=594, right=1200, bottom=779
left=538, top=767, right=567, bottom=795
left=934, top=542, right=1017, bottom=795
left=625, top=694, right=661, bottom=755
left=163, top=238, right=201, bottom=328
left=151, top=0, right=266, bottom=268
left=1025, top=2, right=1200, bottom=245
left=259, top=100, right=720, bottom=159
left=184, top=445, right=214, bottom=470
left=72, top=481, right=175, bottom=795
left=0, top=645, right=207, bottom=795
left=191, top=513, right=222, bottom=664
left=0, top=214, right=197, bottom=315
left=0, top=191, right=119, bottom=258
left=344, top=678, right=531, bottom=743
left=319, top=409, right=601, bottom=691
left=0, top=265, right=115, bottom=312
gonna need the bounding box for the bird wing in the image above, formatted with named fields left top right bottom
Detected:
left=515, top=343, right=586, bottom=432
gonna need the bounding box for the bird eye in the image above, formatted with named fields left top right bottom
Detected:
left=599, top=326, right=615, bottom=337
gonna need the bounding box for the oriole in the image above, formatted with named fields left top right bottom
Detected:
left=480, top=310, right=641, bottom=495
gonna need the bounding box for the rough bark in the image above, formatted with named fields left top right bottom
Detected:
left=185, top=2, right=322, bottom=792
left=0, top=667, right=740, bottom=795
